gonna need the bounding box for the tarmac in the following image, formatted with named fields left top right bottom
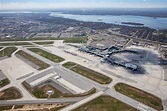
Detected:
left=0, top=40, right=166, bottom=111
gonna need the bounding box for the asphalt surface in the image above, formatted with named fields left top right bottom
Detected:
left=0, top=42, right=160, bottom=111
left=21, top=46, right=96, bottom=92
left=61, top=91, right=104, bottom=111
left=0, top=97, right=84, bottom=106
left=101, top=69, right=137, bottom=83
left=0, top=70, right=7, bottom=81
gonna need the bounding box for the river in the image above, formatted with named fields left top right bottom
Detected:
left=50, top=13, right=167, bottom=29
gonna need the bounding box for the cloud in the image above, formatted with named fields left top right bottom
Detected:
left=0, top=1, right=167, bottom=10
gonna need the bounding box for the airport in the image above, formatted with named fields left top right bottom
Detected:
left=78, top=45, right=139, bottom=71
left=0, top=39, right=167, bottom=111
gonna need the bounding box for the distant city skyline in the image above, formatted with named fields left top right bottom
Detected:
left=1, top=0, right=167, bottom=10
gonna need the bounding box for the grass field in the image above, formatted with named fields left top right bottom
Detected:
left=73, top=96, right=137, bottom=111
left=63, top=62, right=77, bottom=69
left=28, top=104, right=68, bottom=111
left=14, top=105, right=24, bottom=109
left=33, top=41, right=54, bottom=45
left=0, top=78, right=10, bottom=88
left=16, top=50, right=50, bottom=70
left=0, top=47, right=17, bottom=57
left=0, top=42, right=32, bottom=46
left=0, top=104, right=66, bottom=111
left=114, top=83, right=163, bottom=111
left=47, top=104, right=68, bottom=111
left=0, top=106, right=13, bottom=111
left=28, top=48, right=65, bottom=63
left=63, top=62, right=112, bottom=84
left=0, top=87, right=22, bottom=100
left=23, top=82, right=95, bottom=99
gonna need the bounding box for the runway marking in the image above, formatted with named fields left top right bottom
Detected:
left=137, top=103, right=149, bottom=111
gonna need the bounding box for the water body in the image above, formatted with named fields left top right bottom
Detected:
left=50, top=13, right=167, bottom=29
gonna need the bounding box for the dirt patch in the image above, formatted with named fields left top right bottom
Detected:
left=0, top=87, right=22, bottom=100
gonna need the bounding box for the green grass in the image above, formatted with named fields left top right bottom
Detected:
left=63, top=62, right=112, bottom=84
left=73, top=96, right=138, bottom=111
left=24, top=104, right=68, bottom=111
left=14, top=105, right=24, bottom=109
left=16, top=50, right=50, bottom=70
left=33, top=41, right=54, bottom=45
left=0, top=104, right=67, bottom=111
left=0, top=87, right=22, bottom=100
left=23, top=82, right=95, bottom=99
left=114, top=83, right=163, bottom=111
left=48, top=104, right=68, bottom=111
left=31, top=85, right=64, bottom=98
left=0, top=78, right=10, bottom=88
left=28, top=48, right=65, bottom=63
left=0, top=106, right=13, bottom=111
left=0, top=47, right=17, bottom=57
left=0, top=42, right=32, bottom=46
left=63, top=62, right=77, bottom=69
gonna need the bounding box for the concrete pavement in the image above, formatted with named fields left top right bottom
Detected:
left=0, top=50, right=38, bottom=100
left=0, top=68, right=35, bottom=100
left=0, top=97, right=84, bottom=106
left=60, top=91, right=103, bottom=111
left=19, top=46, right=100, bottom=93
left=162, top=100, right=167, bottom=111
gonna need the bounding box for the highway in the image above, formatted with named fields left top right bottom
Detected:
left=111, top=32, right=167, bottom=45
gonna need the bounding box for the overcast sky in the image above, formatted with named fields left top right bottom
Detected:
left=1, top=0, right=167, bottom=10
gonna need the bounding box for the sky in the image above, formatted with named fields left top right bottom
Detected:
left=1, top=0, right=167, bottom=10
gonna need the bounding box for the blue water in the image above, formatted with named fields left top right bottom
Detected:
left=50, top=13, right=167, bottom=29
